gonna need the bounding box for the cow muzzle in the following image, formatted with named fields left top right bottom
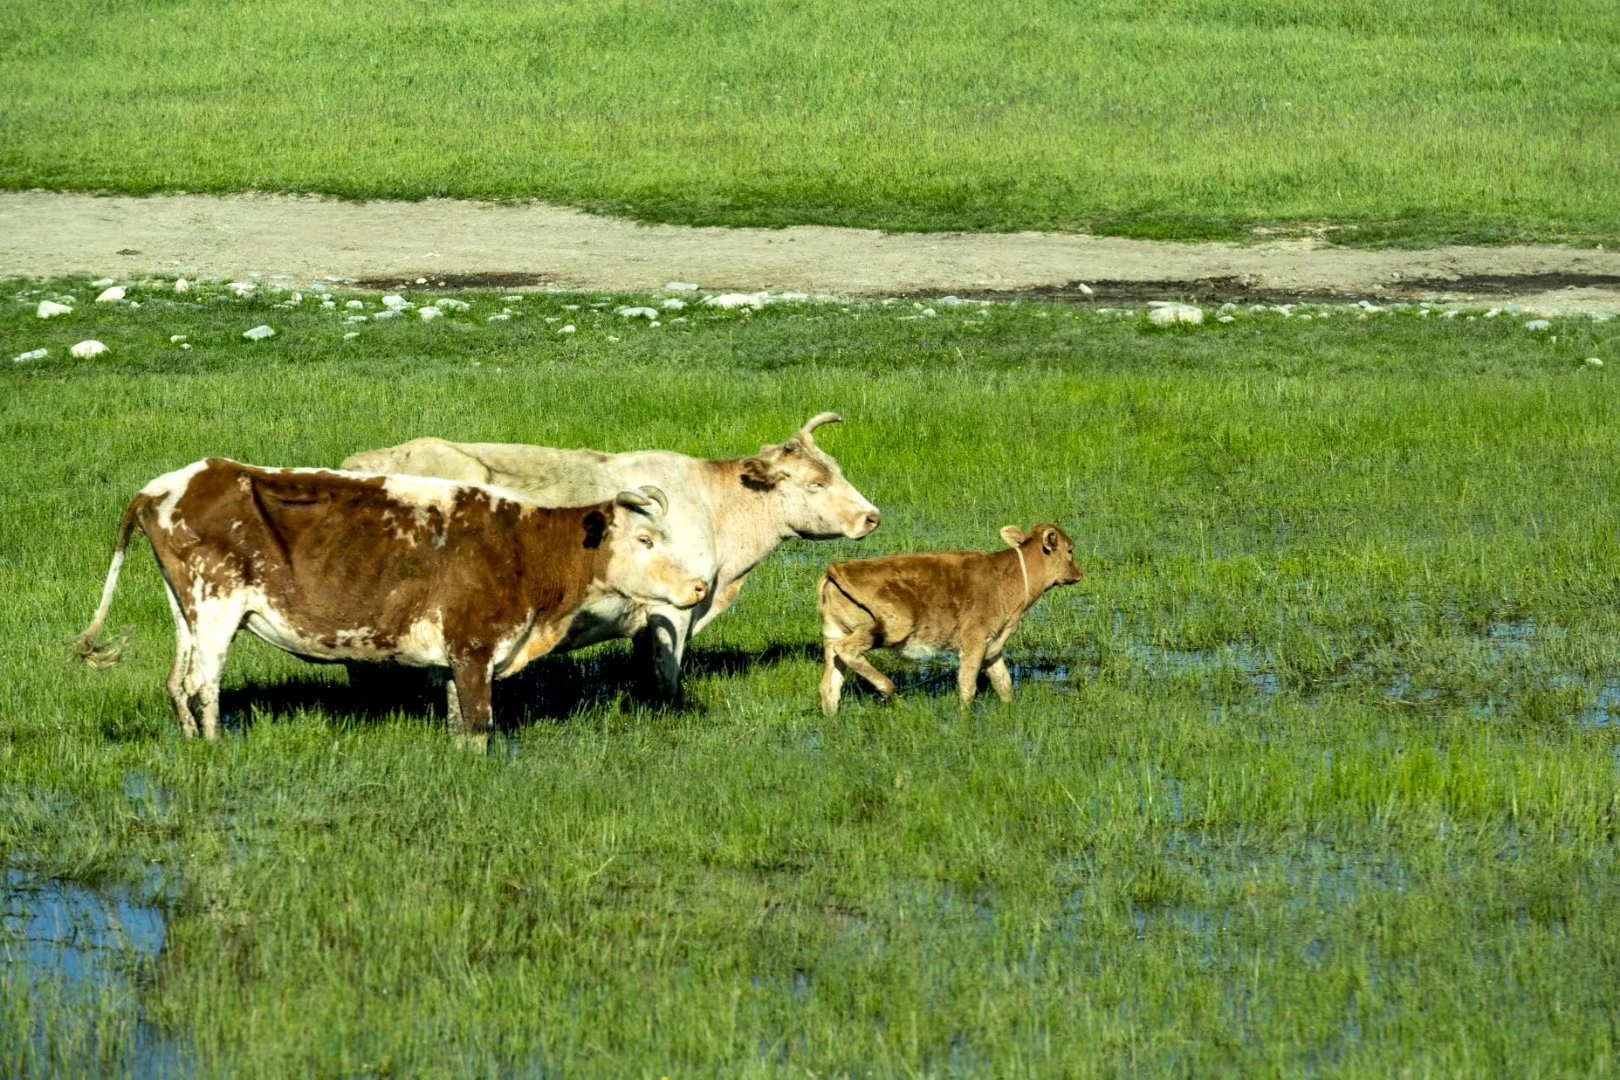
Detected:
left=849, top=508, right=882, bottom=539
left=672, top=579, right=709, bottom=610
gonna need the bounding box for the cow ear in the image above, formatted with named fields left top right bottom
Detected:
left=1041, top=527, right=1059, bottom=554
left=582, top=509, right=608, bottom=549
left=1000, top=526, right=1026, bottom=548
left=739, top=456, right=786, bottom=491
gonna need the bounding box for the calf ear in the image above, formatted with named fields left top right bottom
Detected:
left=740, top=455, right=787, bottom=491
left=1000, top=526, right=1026, bottom=548
left=1040, top=527, right=1059, bottom=554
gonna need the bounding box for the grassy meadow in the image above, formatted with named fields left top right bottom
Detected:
left=2, top=281, right=1620, bottom=1075
left=2, top=0, right=1619, bottom=244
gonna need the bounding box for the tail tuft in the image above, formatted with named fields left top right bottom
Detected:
left=70, top=629, right=130, bottom=669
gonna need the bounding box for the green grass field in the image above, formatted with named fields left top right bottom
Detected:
left=3, top=282, right=1620, bottom=1076
left=3, top=0, right=1619, bottom=244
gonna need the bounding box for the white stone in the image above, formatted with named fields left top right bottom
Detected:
left=1484, top=308, right=1500, bottom=318
left=661, top=298, right=686, bottom=311
left=169, top=335, right=187, bottom=343
left=345, top=315, right=368, bottom=324
left=487, top=314, right=510, bottom=322
left=242, top=325, right=275, bottom=341
left=373, top=309, right=400, bottom=320
left=1585, top=357, right=1604, bottom=367
left=321, top=300, right=336, bottom=309
left=434, top=298, right=470, bottom=312
left=382, top=294, right=407, bottom=310
left=649, top=320, right=661, bottom=328
left=173, top=278, right=190, bottom=294
left=180, top=343, right=191, bottom=350
left=414, top=277, right=427, bottom=285
left=418, top=306, right=443, bottom=322
left=920, top=308, right=937, bottom=317
left=228, top=282, right=255, bottom=297
left=500, top=295, right=525, bottom=302
left=607, top=335, right=621, bottom=343
left=665, top=281, right=700, bottom=292
left=1077, top=283, right=1095, bottom=296
left=936, top=295, right=967, bottom=307
left=616, top=306, right=659, bottom=319
left=91, top=278, right=114, bottom=288
left=128, top=302, right=141, bottom=310
left=1217, top=315, right=1235, bottom=324
left=774, top=291, right=810, bottom=302
left=558, top=324, right=576, bottom=334
left=345, top=299, right=365, bottom=310
left=706, top=292, right=764, bottom=310
left=95, top=286, right=126, bottom=303
left=1148, top=303, right=1204, bottom=327
left=70, top=340, right=108, bottom=359
left=1524, top=319, right=1551, bottom=331
left=36, top=300, right=72, bottom=319
left=1218, top=302, right=1238, bottom=314
left=344, top=331, right=361, bottom=340
left=12, top=348, right=48, bottom=363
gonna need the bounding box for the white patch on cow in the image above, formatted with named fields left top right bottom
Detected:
left=140, top=460, right=210, bottom=531
left=396, top=614, right=447, bottom=664
left=382, top=475, right=461, bottom=513
left=900, top=641, right=942, bottom=661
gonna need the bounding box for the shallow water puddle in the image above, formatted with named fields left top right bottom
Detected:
left=1, top=867, right=190, bottom=1077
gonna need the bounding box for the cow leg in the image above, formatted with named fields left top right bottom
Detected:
left=633, top=609, right=688, bottom=702
left=956, top=643, right=988, bottom=709
left=448, top=653, right=494, bottom=744
left=819, top=645, right=847, bottom=716
left=160, top=579, right=198, bottom=738
left=185, top=594, right=246, bottom=741
left=986, top=656, right=1014, bottom=703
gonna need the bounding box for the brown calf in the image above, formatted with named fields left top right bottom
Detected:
left=74, top=460, right=709, bottom=740
left=817, top=524, right=1083, bottom=713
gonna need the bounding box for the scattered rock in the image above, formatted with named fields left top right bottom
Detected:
left=606, top=335, right=621, bottom=343
left=1077, top=283, right=1095, bottom=296
left=242, top=325, right=275, bottom=341
left=665, top=281, right=700, bottom=292
left=1218, top=302, right=1238, bottom=314
left=500, top=295, right=525, bottom=302
left=345, top=315, right=368, bottom=324
left=345, top=299, right=365, bottom=310
left=1524, top=319, right=1551, bottom=331
left=434, top=298, right=471, bottom=312
left=558, top=324, right=576, bottom=334
left=95, top=286, right=125, bottom=303
left=649, top=320, right=661, bottom=328
left=615, top=306, right=659, bottom=319
left=661, top=298, right=687, bottom=311
left=1217, top=315, right=1235, bottom=324
left=419, top=306, right=443, bottom=322
left=91, top=278, right=114, bottom=288
left=706, top=293, right=764, bottom=310
left=487, top=314, right=510, bottom=322
left=12, top=347, right=48, bottom=363
left=381, top=294, right=407, bottom=310
left=181, top=343, right=191, bottom=350
left=343, top=331, right=361, bottom=340
left=1148, top=303, right=1204, bottom=327
left=70, top=340, right=108, bottom=358
left=414, top=277, right=427, bottom=285
left=1484, top=308, right=1500, bottom=318
left=169, top=335, right=187, bottom=343
left=936, top=295, right=967, bottom=308
left=228, top=282, right=255, bottom=297
left=36, top=300, right=72, bottom=319
left=321, top=300, right=336, bottom=309
left=1585, top=357, right=1604, bottom=367
left=920, top=308, right=937, bottom=317
left=373, top=310, right=401, bottom=320
left=173, top=278, right=190, bottom=294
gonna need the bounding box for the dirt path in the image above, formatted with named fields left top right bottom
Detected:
left=4, top=191, right=1618, bottom=313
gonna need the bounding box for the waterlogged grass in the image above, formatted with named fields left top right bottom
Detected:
left=3, top=281, right=1620, bottom=1075
left=3, top=1, right=1620, bottom=244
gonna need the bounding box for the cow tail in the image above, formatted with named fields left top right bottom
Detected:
left=71, top=494, right=147, bottom=668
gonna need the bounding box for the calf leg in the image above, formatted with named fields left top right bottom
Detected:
left=819, top=645, right=847, bottom=716
left=956, top=642, right=988, bottom=709
left=986, top=656, right=1014, bottom=703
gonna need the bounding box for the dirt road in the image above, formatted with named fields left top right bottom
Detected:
left=4, top=192, right=1618, bottom=312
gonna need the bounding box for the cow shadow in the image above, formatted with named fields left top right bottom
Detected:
left=218, top=640, right=825, bottom=733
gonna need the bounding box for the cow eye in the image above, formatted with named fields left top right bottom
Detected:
left=637, top=534, right=654, bottom=549
left=806, top=481, right=825, bottom=492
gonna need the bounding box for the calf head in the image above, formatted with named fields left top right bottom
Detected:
left=739, top=412, right=882, bottom=540
left=598, top=487, right=711, bottom=609
left=999, top=524, right=1084, bottom=593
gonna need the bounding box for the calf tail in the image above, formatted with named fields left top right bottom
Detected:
left=71, top=495, right=147, bottom=669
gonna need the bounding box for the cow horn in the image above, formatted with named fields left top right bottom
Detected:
left=614, top=489, right=651, bottom=511
left=799, top=412, right=843, bottom=440
left=639, top=485, right=669, bottom=516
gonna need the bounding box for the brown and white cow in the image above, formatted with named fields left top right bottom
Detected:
left=73, top=459, right=709, bottom=740
left=816, top=524, right=1083, bottom=714
left=342, top=412, right=882, bottom=697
